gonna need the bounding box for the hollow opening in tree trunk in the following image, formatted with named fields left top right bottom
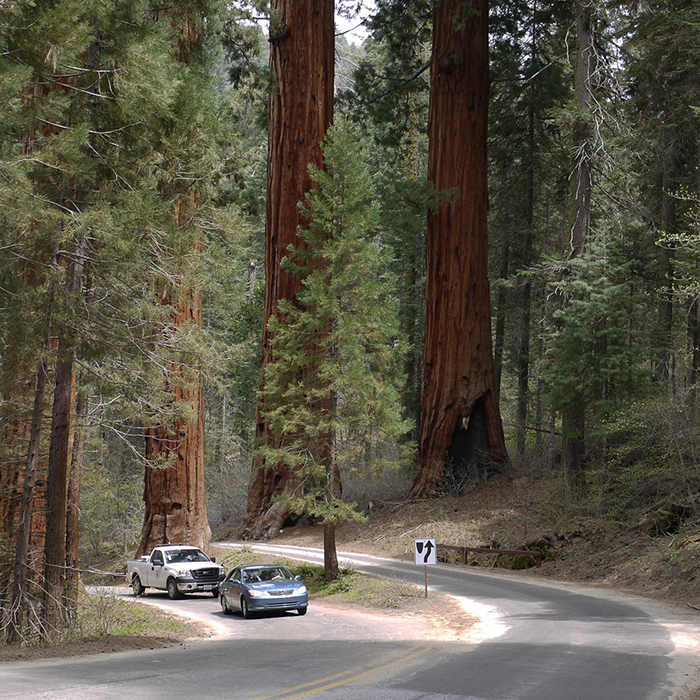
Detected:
left=445, top=397, right=498, bottom=494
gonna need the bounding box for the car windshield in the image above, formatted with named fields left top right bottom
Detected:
left=165, top=548, right=210, bottom=563
left=243, top=567, right=294, bottom=583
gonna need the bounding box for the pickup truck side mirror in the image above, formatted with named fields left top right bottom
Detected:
left=210, top=556, right=216, bottom=562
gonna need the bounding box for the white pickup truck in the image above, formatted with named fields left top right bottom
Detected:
left=126, top=545, right=225, bottom=600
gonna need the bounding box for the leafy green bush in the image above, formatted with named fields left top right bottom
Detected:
left=593, top=398, right=700, bottom=523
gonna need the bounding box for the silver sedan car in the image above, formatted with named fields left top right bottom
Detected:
left=219, top=564, right=308, bottom=618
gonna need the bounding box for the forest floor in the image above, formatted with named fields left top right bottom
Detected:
left=3, top=470, right=699, bottom=700
left=273, top=471, right=700, bottom=611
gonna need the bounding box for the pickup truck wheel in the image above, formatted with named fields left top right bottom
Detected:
left=241, top=597, right=252, bottom=619
left=167, top=578, right=182, bottom=600
left=131, top=575, right=145, bottom=597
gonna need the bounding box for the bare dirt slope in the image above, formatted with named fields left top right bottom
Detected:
left=274, top=472, right=700, bottom=610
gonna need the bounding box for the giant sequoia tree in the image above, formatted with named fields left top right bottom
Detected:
left=409, top=0, right=508, bottom=498
left=137, top=1, right=213, bottom=556
left=243, top=0, right=335, bottom=538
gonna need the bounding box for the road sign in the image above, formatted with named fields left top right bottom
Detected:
left=414, top=538, right=437, bottom=566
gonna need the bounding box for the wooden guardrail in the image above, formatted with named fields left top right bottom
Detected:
left=438, top=543, right=543, bottom=568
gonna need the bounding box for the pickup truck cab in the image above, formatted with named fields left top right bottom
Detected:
left=126, top=545, right=225, bottom=600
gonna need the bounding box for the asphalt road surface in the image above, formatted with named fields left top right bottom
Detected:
left=1, top=543, right=698, bottom=700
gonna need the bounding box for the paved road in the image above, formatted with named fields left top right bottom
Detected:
left=1, top=543, right=698, bottom=700
left=216, top=542, right=700, bottom=700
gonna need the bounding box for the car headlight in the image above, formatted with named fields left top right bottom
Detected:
left=248, top=589, right=268, bottom=598
left=296, top=586, right=307, bottom=595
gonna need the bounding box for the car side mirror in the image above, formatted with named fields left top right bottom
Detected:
left=295, top=575, right=301, bottom=581
left=232, top=579, right=241, bottom=585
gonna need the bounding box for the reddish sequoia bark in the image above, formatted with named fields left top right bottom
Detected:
left=138, top=368, right=209, bottom=554
left=408, top=0, right=508, bottom=499
left=137, top=9, right=210, bottom=557
left=243, top=0, right=334, bottom=539
left=137, top=200, right=210, bottom=556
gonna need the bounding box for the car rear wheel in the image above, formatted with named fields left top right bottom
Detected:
left=132, top=575, right=145, bottom=597
left=297, top=606, right=307, bottom=616
left=241, top=597, right=252, bottom=619
left=167, top=578, right=182, bottom=600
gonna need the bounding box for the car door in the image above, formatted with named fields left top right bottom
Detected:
left=223, top=568, right=241, bottom=609
left=150, top=549, right=165, bottom=588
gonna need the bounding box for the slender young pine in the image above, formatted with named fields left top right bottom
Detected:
left=257, top=119, right=412, bottom=579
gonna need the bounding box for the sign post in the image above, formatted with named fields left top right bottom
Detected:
left=414, top=538, right=437, bottom=598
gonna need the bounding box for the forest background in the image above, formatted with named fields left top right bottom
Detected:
left=1, top=0, right=700, bottom=644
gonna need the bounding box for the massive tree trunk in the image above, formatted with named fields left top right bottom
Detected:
left=243, top=0, right=334, bottom=539
left=408, top=0, right=508, bottom=499
left=138, top=200, right=210, bottom=556
left=138, top=8, right=211, bottom=556
left=139, top=366, right=209, bottom=554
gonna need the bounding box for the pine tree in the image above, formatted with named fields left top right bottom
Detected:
left=257, top=119, right=411, bottom=578
left=244, top=0, right=335, bottom=538
left=0, top=0, right=229, bottom=641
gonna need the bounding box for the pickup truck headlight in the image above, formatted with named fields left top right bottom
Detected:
left=176, top=568, right=191, bottom=577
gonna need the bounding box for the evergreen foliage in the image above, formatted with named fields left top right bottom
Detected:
left=1, top=0, right=700, bottom=633
left=540, top=235, right=652, bottom=428
left=257, top=118, right=412, bottom=530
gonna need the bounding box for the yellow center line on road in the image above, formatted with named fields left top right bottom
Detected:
left=248, top=644, right=435, bottom=700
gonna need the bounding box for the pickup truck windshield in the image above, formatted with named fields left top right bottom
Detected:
left=164, top=548, right=210, bottom=563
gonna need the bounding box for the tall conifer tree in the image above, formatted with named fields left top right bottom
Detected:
left=258, top=120, right=410, bottom=578
left=409, top=0, right=508, bottom=498
left=244, top=0, right=335, bottom=539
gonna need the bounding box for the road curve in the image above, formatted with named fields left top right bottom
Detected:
left=215, top=541, right=700, bottom=700
left=0, top=543, right=698, bottom=700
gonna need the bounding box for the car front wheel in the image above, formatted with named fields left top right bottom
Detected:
left=220, top=593, right=230, bottom=615
left=167, top=578, right=182, bottom=600
left=297, top=606, right=307, bottom=616
left=241, top=597, right=252, bottom=619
